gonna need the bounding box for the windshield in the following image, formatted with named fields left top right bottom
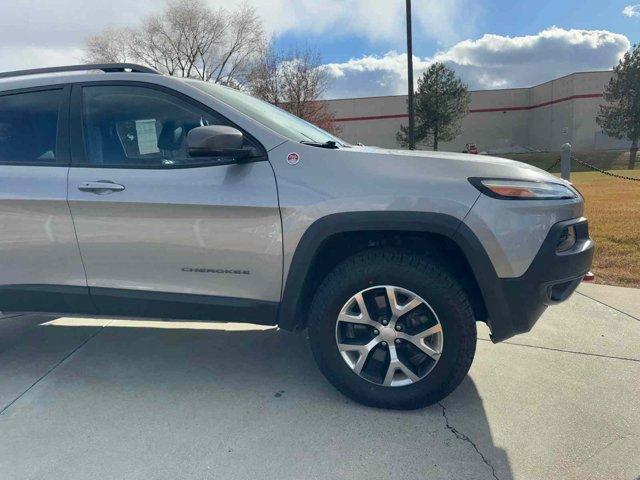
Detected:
left=186, top=79, right=347, bottom=145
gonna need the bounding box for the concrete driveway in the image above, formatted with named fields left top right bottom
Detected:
left=1, top=284, right=638, bottom=480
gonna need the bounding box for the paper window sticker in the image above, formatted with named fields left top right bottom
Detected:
left=135, top=119, right=160, bottom=155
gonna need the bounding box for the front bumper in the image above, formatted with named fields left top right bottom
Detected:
left=486, top=217, right=594, bottom=342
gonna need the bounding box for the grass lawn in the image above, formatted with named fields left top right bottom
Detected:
left=568, top=170, right=640, bottom=288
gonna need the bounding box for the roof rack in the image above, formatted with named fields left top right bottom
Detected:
left=0, top=63, right=160, bottom=80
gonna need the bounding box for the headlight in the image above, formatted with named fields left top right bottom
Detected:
left=468, top=178, right=578, bottom=200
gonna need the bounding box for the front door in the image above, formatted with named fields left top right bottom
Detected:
left=67, top=83, right=282, bottom=322
left=0, top=86, right=91, bottom=313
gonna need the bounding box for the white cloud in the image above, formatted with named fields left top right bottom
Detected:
left=0, top=1, right=157, bottom=48
left=0, top=3, right=630, bottom=104
left=324, top=52, right=429, bottom=97
left=0, top=46, right=85, bottom=73
left=622, top=4, right=640, bottom=17
left=0, top=0, right=473, bottom=73
left=0, top=0, right=159, bottom=71
left=223, top=0, right=474, bottom=45
left=324, top=27, right=630, bottom=98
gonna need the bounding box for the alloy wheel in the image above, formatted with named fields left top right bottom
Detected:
left=335, top=285, right=444, bottom=387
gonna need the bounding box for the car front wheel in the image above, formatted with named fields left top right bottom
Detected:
left=307, top=249, right=477, bottom=410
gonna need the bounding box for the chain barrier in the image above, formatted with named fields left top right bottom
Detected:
left=571, top=156, right=640, bottom=182
left=544, top=157, right=560, bottom=172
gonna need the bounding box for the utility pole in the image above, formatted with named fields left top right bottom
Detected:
left=406, top=0, right=416, bottom=150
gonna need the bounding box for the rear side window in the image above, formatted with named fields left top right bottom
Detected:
left=0, top=89, right=62, bottom=164
left=81, top=85, right=258, bottom=167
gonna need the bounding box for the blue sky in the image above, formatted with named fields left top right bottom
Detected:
left=0, top=0, right=637, bottom=98
left=271, top=0, right=638, bottom=97
left=275, top=0, right=638, bottom=63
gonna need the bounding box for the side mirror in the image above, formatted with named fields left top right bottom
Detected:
left=186, top=125, right=251, bottom=159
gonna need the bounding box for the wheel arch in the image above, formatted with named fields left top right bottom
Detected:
left=277, top=211, right=506, bottom=333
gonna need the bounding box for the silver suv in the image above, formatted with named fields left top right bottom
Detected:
left=0, top=64, right=593, bottom=409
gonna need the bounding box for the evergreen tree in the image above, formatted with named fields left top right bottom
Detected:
left=596, top=44, right=640, bottom=169
left=397, top=62, right=470, bottom=151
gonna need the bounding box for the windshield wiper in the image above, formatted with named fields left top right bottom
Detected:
left=300, top=140, right=340, bottom=149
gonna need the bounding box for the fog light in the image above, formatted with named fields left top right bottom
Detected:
left=549, top=280, right=573, bottom=302
left=557, top=226, right=576, bottom=252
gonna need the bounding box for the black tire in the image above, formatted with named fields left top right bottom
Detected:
left=307, top=248, right=477, bottom=410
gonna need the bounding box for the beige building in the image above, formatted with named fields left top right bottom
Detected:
left=326, top=71, right=629, bottom=153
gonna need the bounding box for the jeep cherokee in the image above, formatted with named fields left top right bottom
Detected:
left=0, top=63, right=594, bottom=409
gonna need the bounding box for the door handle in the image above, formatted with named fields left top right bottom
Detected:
left=78, top=181, right=125, bottom=194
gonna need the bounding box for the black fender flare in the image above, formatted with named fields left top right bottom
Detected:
left=276, top=211, right=511, bottom=337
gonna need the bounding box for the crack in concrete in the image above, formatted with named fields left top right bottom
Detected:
left=576, top=291, right=640, bottom=323
left=573, top=433, right=627, bottom=470
left=438, top=402, right=500, bottom=480
left=477, top=337, right=640, bottom=363
left=0, top=320, right=111, bottom=416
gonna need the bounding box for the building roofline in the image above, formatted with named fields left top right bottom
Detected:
left=523, top=69, right=613, bottom=90
left=323, top=69, right=613, bottom=102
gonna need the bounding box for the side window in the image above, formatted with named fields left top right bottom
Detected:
left=0, top=89, right=62, bottom=164
left=81, top=85, right=256, bottom=167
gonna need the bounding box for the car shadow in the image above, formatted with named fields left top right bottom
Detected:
left=1, top=315, right=513, bottom=480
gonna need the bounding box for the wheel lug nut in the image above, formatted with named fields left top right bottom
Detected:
left=373, top=329, right=379, bottom=335
left=395, top=338, right=401, bottom=344
left=381, top=320, right=388, bottom=326
left=395, top=325, right=402, bottom=331
left=381, top=341, right=387, bottom=347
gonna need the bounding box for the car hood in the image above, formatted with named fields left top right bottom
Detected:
left=347, top=145, right=562, bottom=184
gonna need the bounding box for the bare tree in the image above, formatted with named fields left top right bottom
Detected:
left=205, top=5, right=264, bottom=86
left=84, top=27, right=133, bottom=64
left=248, top=43, right=340, bottom=135
left=84, top=0, right=264, bottom=86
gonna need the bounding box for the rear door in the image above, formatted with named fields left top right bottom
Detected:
left=67, top=82, right=282, bottom=321
left=0, top=86, right=92, bottom=312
